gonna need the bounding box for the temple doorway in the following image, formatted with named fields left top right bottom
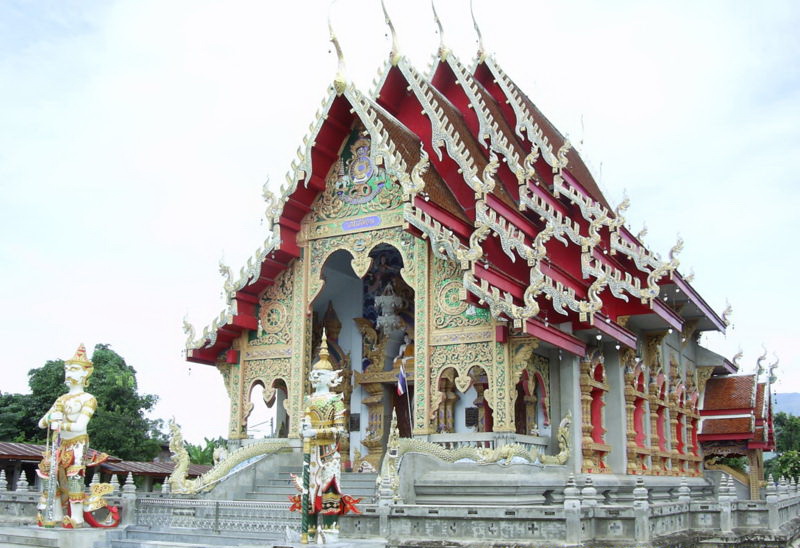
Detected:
left=311, top=244, right=415, bottom=472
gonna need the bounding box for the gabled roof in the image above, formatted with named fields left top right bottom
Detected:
left=184, top=35, right=729, bottom=363
left=702, top=374, right=757, bottom=412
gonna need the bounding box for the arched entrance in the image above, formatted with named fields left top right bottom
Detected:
left=310, top=243, right=415, bottom=472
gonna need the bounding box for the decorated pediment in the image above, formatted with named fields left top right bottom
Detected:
left=312, top=127, right=404, bottom=223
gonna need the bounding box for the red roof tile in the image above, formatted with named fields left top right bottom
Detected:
left=755, top=383, right=767, bottom=420
left=703, top=375, right=756, bottom=411
left=701, top=417, right=754, bottom=436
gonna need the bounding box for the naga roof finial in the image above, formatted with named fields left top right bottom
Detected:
left=470, top=0, right=486, bottom=62
left=431, top=0, right=449, bottom=61
left=381, top=0, right=401, bottom=66
left=768, top=354, right=779, bottom=384
left=328, top=1, right=347, bottom=95
left=721, top=301, right=733, bottom=327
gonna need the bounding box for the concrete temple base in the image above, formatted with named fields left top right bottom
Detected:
left=0, top=525, right=112, bottom=548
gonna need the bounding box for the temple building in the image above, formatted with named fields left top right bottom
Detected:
left=177, top=6, right=785, bottom=546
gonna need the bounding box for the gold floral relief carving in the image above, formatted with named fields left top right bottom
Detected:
left=510, top=337, right=540, bottom=384
left=430, top=342, right=493, bottom=384
left=311, top=132, right=404, bottom=222
left=432, top=255, right=490, bottom=329
left=308, top=227, right=416, bottom=305
left=252, top=264, right=295, bottom=347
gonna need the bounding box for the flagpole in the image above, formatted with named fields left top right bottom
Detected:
left=406, top=380, right=413, bottom=435
left=400, top=362, right=413, bottom=435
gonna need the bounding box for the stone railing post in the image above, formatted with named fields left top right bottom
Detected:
left=779, top=477, right=789, bottom=500
left=563, top=474, right=582, bottom=546
left=581, top=475, right=599, bottom=508
left=112, top=473, right=122, bottom=494
left=16, top=472, right=30, bottom=492
left=677, top=477, right=691, bottom=504
left=633, top=476, right=650, bottom=543
left=121, top=472, right=137, bottom=526
left=718, top=475, right=733, bottom=534
left=765, top=475, right=780, bottom=531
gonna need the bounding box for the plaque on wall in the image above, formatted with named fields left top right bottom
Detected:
left=349, top=413, right=360, bottom=432
left=465, top=407, right=479, bottom=427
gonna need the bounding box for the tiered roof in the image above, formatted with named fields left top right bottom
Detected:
left=184, top=11, right=728, bottom=365
left=699, top=364, right=775, bottom=450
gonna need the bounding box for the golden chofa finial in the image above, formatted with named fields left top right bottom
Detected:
left=431, top=0, right=449, bottom=61
left=381, top=0, right=401, bottom=66
left=470, top=0, right=486, bottom=62
left=313, top=328, right=334, bottom=371
left=328, top=1, right=347, bottom=95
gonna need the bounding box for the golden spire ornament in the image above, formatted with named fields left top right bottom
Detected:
left=313, top=329, right=334, bottom=371
left=328, top=1, right=347, bottom=95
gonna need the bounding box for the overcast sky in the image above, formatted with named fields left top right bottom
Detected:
left=1, top=1, right=798, bottom=443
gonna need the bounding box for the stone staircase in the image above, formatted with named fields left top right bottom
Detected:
left=244, top=466, right=377, bottom=504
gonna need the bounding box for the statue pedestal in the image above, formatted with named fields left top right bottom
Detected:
left=0, top=526, right=110, bottom=548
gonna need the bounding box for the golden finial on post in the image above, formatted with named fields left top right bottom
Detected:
left=381, top=0, right=401, bottom=66
left=470, top=0, right=486, bottom=62
left=328, top=1, right=347, bottom=95
left=432, top=0, right=449, bottom=61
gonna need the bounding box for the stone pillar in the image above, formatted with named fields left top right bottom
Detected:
left=111, top=474, right=121, bottom=494
left=633, top=477, right=650, bottom=543
left=121, top=472, right=137, bottom=526
left=563, top=474, right=582, bottom=546
left=765, top=475, right=779, bottom=531
left=558, top=352, right=582, bottom=474
left=16, top=471, right=29, bottom=492
left=779, top=476, right=789, bottom=500
left=718, top=474, right=733, bottom=534
left=677, top=477, right=691, bottom=503
left=604, top=347, right=627, bottom=474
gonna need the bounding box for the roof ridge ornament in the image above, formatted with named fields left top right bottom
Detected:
left=721, top=301, right=733, bottom=327
left=731, top=349, right=743, bottom=368
left=381, top=0, right=401, bottom=66
left=768, top=354, right=779, bottom=384
left=328, top=0, right=347, bottom=95
left=431, top=0, right=449, bottom=61
left=470, top=0, right=487, bottom=62
left=756, top=346, right=768, bottom=377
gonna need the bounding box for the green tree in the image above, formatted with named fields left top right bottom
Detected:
left=185, top=437, right=227, bottom=465
left=0, top=344, right=165, bottom=461
left=0, top=392, right=41, bottom=442
left=774, top=412, right=800, bottom=452
left=766, top=451, right=800, bottom=481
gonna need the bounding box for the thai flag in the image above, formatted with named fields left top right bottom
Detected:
left=397, top=363, right=408, bottom=396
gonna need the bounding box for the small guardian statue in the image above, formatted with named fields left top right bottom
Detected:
left=294, top=330, right=360, bottom=543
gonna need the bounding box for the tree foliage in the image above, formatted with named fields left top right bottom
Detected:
left=774, top=412, right=800, bottom=453
left=766, top=451, right=800, bottom=482
left=0, top=344, right=165, bottom=461
left=765, top=412, right=800, bottom=480
left=185, top=437, right=227, bottom=465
